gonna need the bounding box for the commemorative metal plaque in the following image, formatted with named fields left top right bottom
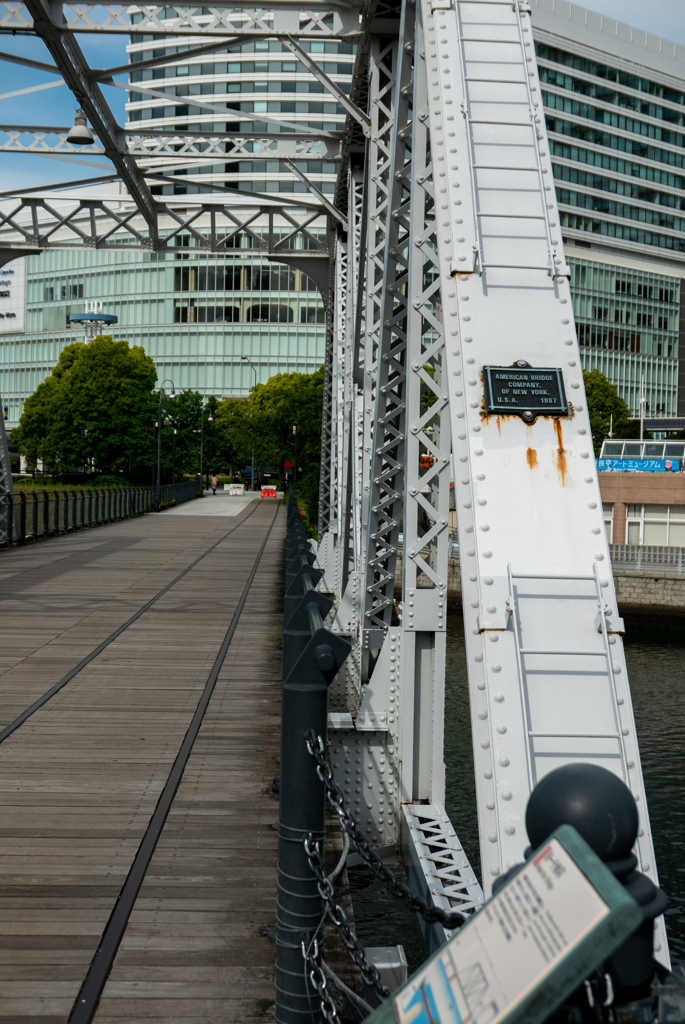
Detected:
left=483, top=365, right=568, bottom=419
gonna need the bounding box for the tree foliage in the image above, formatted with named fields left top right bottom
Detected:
left=15, top=339, right=325, bottom=516
left=13, top=336, right=158, bottom=478
left=215, top=367, right=324, bottom=521
left=583, top=369, right=641, bottom=455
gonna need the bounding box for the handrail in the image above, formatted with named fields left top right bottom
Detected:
left=0, top=480, right=200, bottom=547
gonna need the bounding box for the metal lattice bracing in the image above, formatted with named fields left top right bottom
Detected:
left=0, top=2, right=362, bottom=37
left=0, top=196, right=331, bottom=257
left=398, top=0, right=451, bottom=811
left=361, top=27, right=409, bottom=650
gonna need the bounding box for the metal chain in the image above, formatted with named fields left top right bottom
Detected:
left=306, top=734, right=466, bottom=931
left=301, top=937, right=340, bottom=1024
left=304, top=834, right=391, bottom=1001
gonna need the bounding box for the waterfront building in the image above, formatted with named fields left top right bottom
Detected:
left=532, top=0, right=685, bottom=422
left=2, top=1, right=685, bottom=428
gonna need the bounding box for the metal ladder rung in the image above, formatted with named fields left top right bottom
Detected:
left=462, top=60, right=525, bottom=66
left=528, top=731, right=621, bottom=740
left=458, top=37, right=524, bottom=43
left=481, top=264, right=561, bottom=271
left=464, top=78, right=527, bottom=84
left=478, top=212, right=545, bottom=219
left=511, top=573, right=595, bottom=581
left=519, top=648, right=609, bottom=656
left=468, top=119, right=533, bottom=127
left=473, top=165, right=540, bottom=171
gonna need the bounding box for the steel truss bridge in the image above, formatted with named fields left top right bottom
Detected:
left=0, top=0, right=670, bottom=966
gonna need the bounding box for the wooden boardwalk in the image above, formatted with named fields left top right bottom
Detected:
left=0, top=497, right=285, bottom=1023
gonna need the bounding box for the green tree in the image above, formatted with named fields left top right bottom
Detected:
left=160, top=389, right=203, bottom=482
left=583, top=369, right=640, bottom=456
left=215, top=366, right=324, bottom=522
left=13, top=336, right=158, bottom=479
left=213, top=396, right=251, bottom=479
left=250, top=367, right=324, bottom=522
left=154, top=391, right=227, bottom=485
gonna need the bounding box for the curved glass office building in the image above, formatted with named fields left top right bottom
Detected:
left=2, top=1, right=685, bottom=427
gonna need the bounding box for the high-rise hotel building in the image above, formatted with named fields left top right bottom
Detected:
left=2, top=0, right=685, bottom=427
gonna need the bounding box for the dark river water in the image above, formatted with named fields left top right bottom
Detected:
left=349, top=612, right=685, bottom=972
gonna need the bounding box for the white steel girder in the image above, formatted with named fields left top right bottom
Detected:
left=422, top=0, right=667, bottom=963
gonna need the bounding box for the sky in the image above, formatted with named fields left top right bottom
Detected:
left=0, top=0, right=684, bottom=193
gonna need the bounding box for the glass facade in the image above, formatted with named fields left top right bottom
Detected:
left=535, top=33, right=685, bottom=417
left=537, top=40, right=685, bottom=261
left=569, top=257, right=680, bottom=415
left=0, top=245, right=326, bottom=425
left=125, top=35, right=354, bottom=197
left=3, top=11, right=685, bottom=427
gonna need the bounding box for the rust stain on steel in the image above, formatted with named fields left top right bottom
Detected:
left=526, top=447, right=538, bottom=469
left=553, top=419, right=567, bottom=485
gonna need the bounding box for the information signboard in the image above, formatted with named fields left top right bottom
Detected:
left=364, top=825, right=641, bottom=1024
left=597, top=458, right=680, bottom=473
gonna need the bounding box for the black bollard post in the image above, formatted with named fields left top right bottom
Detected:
left=275, top=491, right=351, bottom=1024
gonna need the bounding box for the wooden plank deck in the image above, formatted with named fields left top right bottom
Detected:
left=0, top=498, right=285, bottom=1023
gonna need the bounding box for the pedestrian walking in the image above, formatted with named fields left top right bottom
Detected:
left=211, top=474, right=218, bottom=495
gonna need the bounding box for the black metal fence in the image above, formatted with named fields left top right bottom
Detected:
left=1, top=481, right=198, bottom=547
left=275, top=489, right=350, bottom=1024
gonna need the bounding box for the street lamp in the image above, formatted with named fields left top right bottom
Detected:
left=172, top=428, right=177, bottom=484
left=199, top=405, right=214, bottom=492
left=292, top=422, right=298, bottom=488
left=156, top=379, right=176, bottom=511
left=241, top=355, right=257, bottom=491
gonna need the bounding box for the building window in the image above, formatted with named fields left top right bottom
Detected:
left=624, top=504, right=685, bottom=547
left=300, top=307, right=326, bottom=324
left=60, top=284, right=83, bottom=299
left=603, top=503, right=614, bottom=543
left=174, top=265, right=242, bottom=291
left=173, top=301, right=240, bottom=323
left=246, top=303, right=293, bottom=323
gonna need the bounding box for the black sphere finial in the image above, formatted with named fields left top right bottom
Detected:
left=526, top=763, right=638, bottom=862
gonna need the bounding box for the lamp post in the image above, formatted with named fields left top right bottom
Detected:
left=151, top=421, right=157, bottom=488
left=156, top=379, right=176, bottom=511
left=292, top=422, right=298, bottom=488
left=172, top=428, right=177, bottom=484
left=241, top=355, right=258, bottom=491
left=199, top=404, right=214, bottom=492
